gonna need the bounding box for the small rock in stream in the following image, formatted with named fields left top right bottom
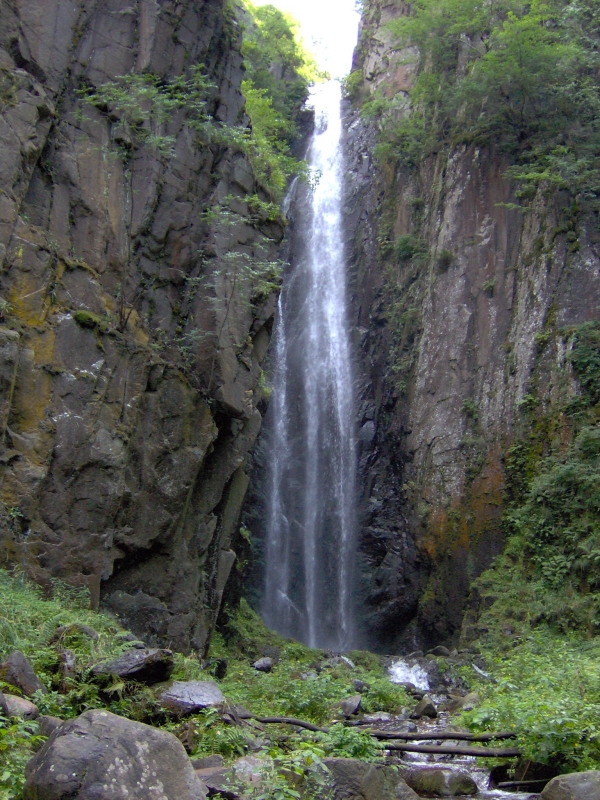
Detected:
left=402, top=767, right=477, bottom=796
left=410, top=694, right=437, bottom=719
left=542, top=770, right=600, bottom=800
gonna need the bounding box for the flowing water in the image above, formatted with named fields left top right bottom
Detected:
left=262, top=81, right=357, bottom=651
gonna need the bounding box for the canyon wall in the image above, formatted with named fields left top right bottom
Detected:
left=0, top=0, right=284, bottom=654
left=345, top=0, right=600, bottom=650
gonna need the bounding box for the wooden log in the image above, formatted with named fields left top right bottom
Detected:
left=370, top=730, right=517, bottom=742
left=253, top=716, right=328, bottom=733
left=383, top=742, right=521, bottom=757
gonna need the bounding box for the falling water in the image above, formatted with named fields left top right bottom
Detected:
left=262, top=81, right=357, bottom=651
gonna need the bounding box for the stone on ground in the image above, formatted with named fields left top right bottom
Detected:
left=324, top=758, right=420, bottom=800
left=402, top=767, right=477, bottom=796
left=428, top=646, right=451, bottom=657
left=0, top=651, right=46, bottom=696
left=91, top=648, right=174, bottom=685
left=5, top=694, right=39, bottom=719
left=338, top=694, right=362, bottom=717
left=158, top=680, right=224, bottom=715
left=0, top=690, right=9, bottom=715
left=542, top=771, right=600, bottom=800
left=410, top=694, right=437, bottom=719
left=252, top=657, right=273, bottom=672
left=23, top=708, right=207, bottom=800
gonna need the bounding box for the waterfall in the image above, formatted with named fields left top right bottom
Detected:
left=262, top=80, right=357, bottom=651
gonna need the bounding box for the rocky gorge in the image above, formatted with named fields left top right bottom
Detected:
left=2, top=0, right=600, bottom=796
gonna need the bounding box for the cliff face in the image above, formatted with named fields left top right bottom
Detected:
left=0, top=0, right=283, bottom=654
left=345, top=0, right=600, bottom=649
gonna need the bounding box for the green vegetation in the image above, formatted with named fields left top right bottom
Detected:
left=0, top=574, right=407, bottom=798
left=379, top=0, right=600, bottom=207
left=239, top=2, right=320, bottom=199
left=457, top=321, right=600, bottom=771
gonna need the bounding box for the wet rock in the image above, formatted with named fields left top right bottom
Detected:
left=0, top=651, right=46, bottom=696
left=402, top=767, right=477, bottom=796
left=91, top=648, right=174, bottom=685
left=252, top=657, right=273, bottom=672
left=23, top=709, right=206, bottom=800
left=353, top=679, right=369, bottom=692
left=158, top=680, right=225, bottom=716
left=338, top=694, right=362, bottom=717
left=410, top=694, right=437, bottom=719
left=324, top=758, right=420, bottom=800
left=397, top=681, right=417, bottom=693
left=5, top=695, right=39, bottom=719
left=542, top=770, right=600, bottom=800
left=407, top=651, right=424, bottom=658
left=428, top=646, right=451, bottom=657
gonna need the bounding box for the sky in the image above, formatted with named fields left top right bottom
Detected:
left=252, top=0, right=361, bottom=79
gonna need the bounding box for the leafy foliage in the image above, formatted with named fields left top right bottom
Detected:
left=239, top=2, right=319, bottom=199
left=461, top=631, right=600, bottom=771
left=383, top=0, right=600, bottom=205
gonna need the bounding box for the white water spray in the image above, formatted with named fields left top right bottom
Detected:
left=263, top=81, right=357, bottom=650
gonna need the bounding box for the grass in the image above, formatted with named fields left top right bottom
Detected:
left=0, top=573, right=409, bottom=798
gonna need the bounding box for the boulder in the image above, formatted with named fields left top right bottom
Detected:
left=192, top=755, right=225, bottom=770
left=542, top=771, right=600, bottom=800
left=353, top=679, right=369, bottom=693
left=37, top=715, right=64, bottom=737
left=324, top=758, right=420, bottom=800
left=252, top=657, right=273, bottom=673
left=91, top=648, right=174, bottom=685
left=0, top=651, right=46, bottom=696
left=410, top=694, right=437, bottom=719
left=402, top=767, right=477, bottom=796
left=158, top=680, right=224, bottom=716
left=5, top=694, right=39, bottom=719
left=23, top=709, right=207, bottom=800
left=428, top=646, right=451, bottom=657
left=338, top=694, right=362, bottom=717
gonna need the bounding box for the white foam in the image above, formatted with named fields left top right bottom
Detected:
left=388, top=658, right=431, bottom=691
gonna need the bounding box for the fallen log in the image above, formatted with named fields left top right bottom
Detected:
left=253, top=716, right=328, bottom=733
left=383, top=742, right=521, bottom=757
left=498, top=780, right=549, bottom=789
left=370, top=730, right=517, bottom=742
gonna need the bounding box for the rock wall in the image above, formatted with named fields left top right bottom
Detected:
left=0, top=0, right=284, bottom=654
left=345, top=0, right=600, bottom=650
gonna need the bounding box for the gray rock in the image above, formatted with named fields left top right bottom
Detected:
left=192, top=755, right=225, bottom=770
left=542, top=771, right=600, bottom=800
left=402, top=767, right=477, bottom=796
left=48, top=624, right=99, bottom=644
left=158, top=680, right=225, bottom=716
left=91, top=648, right=174, bottom=685
left=23, top=709, right=207, bottom=800
left=324, top=758, right=420, bottom=800
left=410, top=694, right=437, bottom=719
left=428, top=645, right=451, bottom=657
left=37, top=715, right=64, bottom=737
left=252, top=657, right=273, bottom=672
left=353, top=679, right=369, bottom=692
left=0, top=651, right=46, bottom=696
left=338, top=694, right=362, bottom=717
left=5, top=694, right=39, bottom=719
left=0, top=690, right=8, bottom=716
